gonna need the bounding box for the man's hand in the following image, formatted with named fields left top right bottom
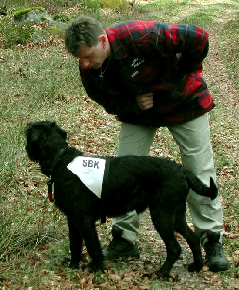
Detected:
left=136, top=93, right=153, bottom=111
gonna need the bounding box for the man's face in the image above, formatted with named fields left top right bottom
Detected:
left=74, top=38, right=107, bottom=69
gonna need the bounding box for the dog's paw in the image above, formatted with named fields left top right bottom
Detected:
left=69, top=260, right=80, bottom=269
left=155, top=269, right=170, bottom=281
left=187, top=262, right=203, bottom=273
left=87, top=261, right=106, bottom=273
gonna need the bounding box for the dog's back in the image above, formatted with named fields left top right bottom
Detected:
left=105, top=155, right=217, bottom=218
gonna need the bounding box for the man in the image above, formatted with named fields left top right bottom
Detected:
left=64, top=15, right=229, bottom=272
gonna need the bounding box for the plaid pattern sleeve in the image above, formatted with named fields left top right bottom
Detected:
left=80, top=20, right=215, bottom=127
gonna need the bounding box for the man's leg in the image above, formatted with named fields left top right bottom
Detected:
left=104, top=122, right=157, bottom=259
left=168, top=113, right=229, bottom=271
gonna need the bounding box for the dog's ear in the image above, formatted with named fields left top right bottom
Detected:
left=25, top=123, right=37, bottom=143
left=26, top=122, right=43, bottom=143
left=51, top=122, right=67, bottom=140
left=25, top=123, right=42, bottom=161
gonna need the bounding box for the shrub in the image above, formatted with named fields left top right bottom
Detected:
left=52, top=13, right=71, bottom=22
left=0, top=17, right=34, bottom=48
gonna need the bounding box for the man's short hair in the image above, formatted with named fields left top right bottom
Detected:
left=65, top=15, right=105, bottom=56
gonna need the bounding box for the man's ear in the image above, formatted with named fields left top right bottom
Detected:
left=99, top=35, right=107, bottom=48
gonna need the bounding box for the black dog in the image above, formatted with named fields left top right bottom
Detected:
left=25, top=121, right=218, bottom=279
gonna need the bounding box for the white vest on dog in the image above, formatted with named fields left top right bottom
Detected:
left=67, top=156, right=106, bottom=198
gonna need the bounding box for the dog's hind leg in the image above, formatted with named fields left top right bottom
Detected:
left=149, top=206, right=182, bottom=280
left=67, top=216, right=83, bottom=269
left=174, top=206, right=203, bottom=273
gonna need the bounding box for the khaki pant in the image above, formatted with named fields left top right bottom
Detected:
left=113, top=113, right=223, bottom=246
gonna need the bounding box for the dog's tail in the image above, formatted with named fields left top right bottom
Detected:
left=186, top=171, right=218, bottom=200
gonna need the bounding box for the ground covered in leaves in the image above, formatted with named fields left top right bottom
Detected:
left=0, top=0, right=239, bottom=289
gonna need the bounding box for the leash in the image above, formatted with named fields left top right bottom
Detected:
left=46, top=148, right=67, bottom=202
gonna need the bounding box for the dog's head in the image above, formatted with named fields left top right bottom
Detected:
left=25, top=121, right=68, bottom=166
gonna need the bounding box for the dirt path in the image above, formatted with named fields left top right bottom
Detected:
left=204, top=10, right=239, bottom=121
left=169, top=1, right=238, bottom=121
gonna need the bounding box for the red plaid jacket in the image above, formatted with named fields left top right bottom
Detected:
left=79, top=20, right=215, bottom=127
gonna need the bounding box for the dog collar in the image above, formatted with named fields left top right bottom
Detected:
left=47, top=154, right=112, bottom=223
left=47, top=177, right=54, bottom=202
left=47, top=148, right=67, bottom=202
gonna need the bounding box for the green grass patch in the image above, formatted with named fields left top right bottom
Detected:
left=219, top=15, right=239, bottom=92
left=0, top=17, right=35, bottom=47
left=180, top=10, right=215, bottom=26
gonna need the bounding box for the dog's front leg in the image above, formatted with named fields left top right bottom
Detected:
left=79, top=216, right=105, bottom=272
left=67, top=216, right=83, bottom=269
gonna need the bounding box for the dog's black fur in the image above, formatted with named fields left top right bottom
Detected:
left=25, top=121, right=218, bottom=279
